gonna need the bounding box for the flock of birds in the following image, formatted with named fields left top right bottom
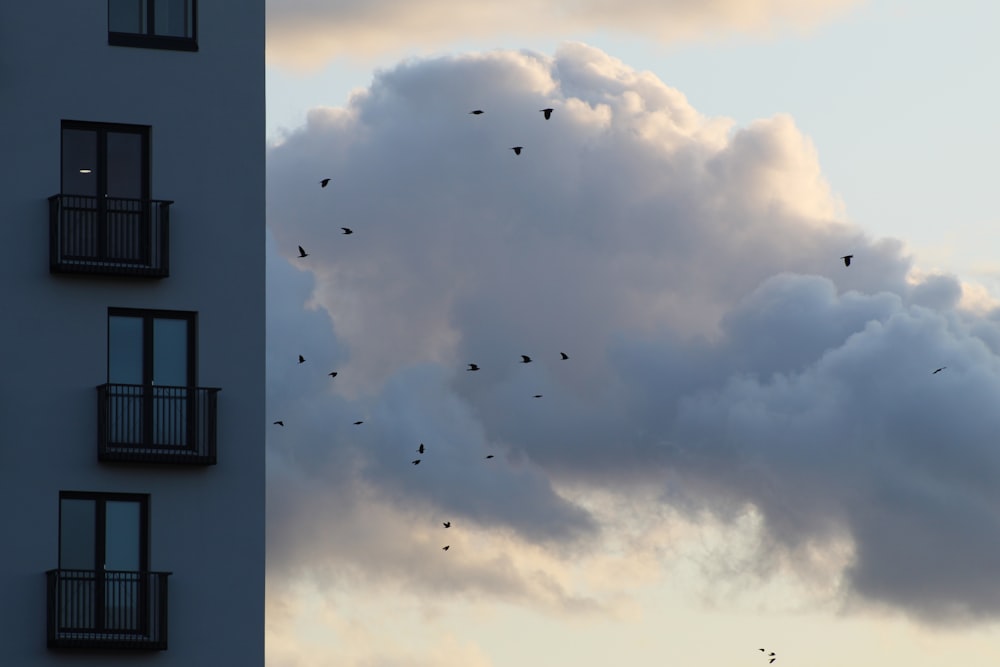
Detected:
left=273, top=104, right=950, bottom=644
left=275, top=105, right=575, bottom=552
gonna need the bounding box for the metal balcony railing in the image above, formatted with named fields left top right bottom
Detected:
left=46, top=569, right=171, bottom=650
left=49, top=194, right=171, bottom=277
left=97, top=383, right=219, bottom=465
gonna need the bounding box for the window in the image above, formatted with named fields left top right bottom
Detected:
left=49, top=492, right=170, bottom=649
left=108, top=0, right=197, bottom=51
left=99, top=308, right=218, bottom=464
left=52, top=120, right=170, bottom=277
left=57, top=492, right=149, bottom=632
left=107, top=308, right=196, bottom=447
left=108, top=308, right=196, bottom=389
left=62, top=120, right=149, bottom=203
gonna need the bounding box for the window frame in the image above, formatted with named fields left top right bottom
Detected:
left=58, top=491, right=150, bottom=573
left=56, top=491, right=151, bottom=636
left=107, top=307, right=198, bottom=389
left=61, top=120, right=151, bottom=204
left=108, top=0, right=198, bottom=52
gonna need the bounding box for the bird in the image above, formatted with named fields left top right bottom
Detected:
left=485, top=454, right=494, bottom=459
left=443, top=521, right=451, bottom=528
left=273, top=421, right=284, bottom=426
left=298, top=355, right=305, bottom=364
left=353, top=421, right=364, bottom=425
left=533, top=394, right=543, bottom=398
left=560, top=352, right=569, bottom=360
left=841, top=254, right=853, bottom=267
left=932, top=366, right=947, bottom=374
left=442, top=545, right=450, bottom=551
left=320, top=178, right=330, bottom=188
left=521, top=355, right=532, bottom=363
left=540, top=108, right=553, bottom=119
left=341, top=227, right=354, bottom=235
left=469, top=109, right=484, bottom=115
left=297, top=245, right=308, bottom=258
left=467, top=363, right=480, bottom=371
left=412, top=459, right=421, bottom=465
left=511, top=146, right=523, bottom=155
left=417, top=443, right=425, bottom=454
left=328, top=371, right=338, bottom=378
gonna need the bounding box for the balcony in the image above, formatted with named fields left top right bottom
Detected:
left=49, top=194, right=171, bottom=277
left=98, top=383, right=220, bottom=465
left=46, top=569, right=171, bottom=650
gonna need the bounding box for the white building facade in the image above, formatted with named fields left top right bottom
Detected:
left=0, top=1, right=265, bottom=664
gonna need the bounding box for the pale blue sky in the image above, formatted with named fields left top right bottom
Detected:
left=264, top=2, right=1000, bottom=665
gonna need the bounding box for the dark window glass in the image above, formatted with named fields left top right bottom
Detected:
left=61, top=121, right=150, bottom=202
left=108, top=309, right=195, bottom=387
left=61, top=128, right=98, bottom=197
left=109, top=0, right=197, bottom=50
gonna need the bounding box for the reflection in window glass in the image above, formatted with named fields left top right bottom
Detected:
left=109, top=316, right=144, bottom=385
left=110, top=0, right=193, bottom=38
left=61, top=129, right=98, bottom=197
left=105, top=501, right=141, bottom=571
left=60, top=499, right=96, bottom=570
left=109, top=0, right=145, bottom=33
left=155, top=0, right=190, bottom=38
left=153, top=318, right=189, bottom=387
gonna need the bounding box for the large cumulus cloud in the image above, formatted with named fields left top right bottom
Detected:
left=266, top=42, right=1000, bottom=624
left=266, top=0, right=861, bottom=68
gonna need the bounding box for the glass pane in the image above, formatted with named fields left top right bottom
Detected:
left=61, top=128, right=98, bottom=197
left=109, top=315, right=144, bottom=385
left=109, top=0, right=146, bottom=33
left=105, top=501, right=140, bottom=571
left=105, top=131, right=143, bottom=200
left=154, top=0, right=191, bottom=37
left=105, top=501, right=141, bottom=631
left=60, top=499, right=96, bottom=570
left=153, top=317, right=188, bottom=386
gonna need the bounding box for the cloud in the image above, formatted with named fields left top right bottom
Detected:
left=266, top=42, right=1000, bottom=624
left=265, top=0, right=862, bottom=69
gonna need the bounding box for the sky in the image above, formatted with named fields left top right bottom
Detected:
left=263, top=1, right=1000, bottom=665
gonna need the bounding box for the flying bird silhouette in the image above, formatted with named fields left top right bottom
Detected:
left=560, top=352, right=569, bottom=360
left=485, top=454, right=495, bottom=459
left=841, top=254, right=854, bottom=267
left=273, top=421, right=284, bottom=426
left=417, top=443, right=425, bottom=454
left=319, top=178, right=330, bottom=188
left=442, top=545, right=450, bottom=551
left=533, top=395, right=543, bottom=398
left=328, top=371, right=338, bottom=377
left=341, top=227, right=354, bottom=235
left=443, top=521, right=451, bottom=528
left=467, top=363, right=480, bottom=371
left=469, top=109, right=484, bottom=115
left=353, top=421, right=364, bottom=425
left=540, top=108, right=553, bottom=119
left=298, top=355, right=305, bottom=364
left=521, top=355, right=532, bottom=363
left=932, top=366, right=947, bottom=374
left=511, top=146, right=523, bottom=155
left=297, top=245, right=308, bottom=258
left=412, top=459, right=421, bottom=465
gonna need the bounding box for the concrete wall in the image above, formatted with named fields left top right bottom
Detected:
left=0, top=2, right=265, bottom=664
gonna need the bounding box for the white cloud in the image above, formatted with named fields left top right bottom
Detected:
left=266, top=42, right=1000, bottom=627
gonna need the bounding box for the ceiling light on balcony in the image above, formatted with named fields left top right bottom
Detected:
left=79, top=169, right=93, bottom=174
